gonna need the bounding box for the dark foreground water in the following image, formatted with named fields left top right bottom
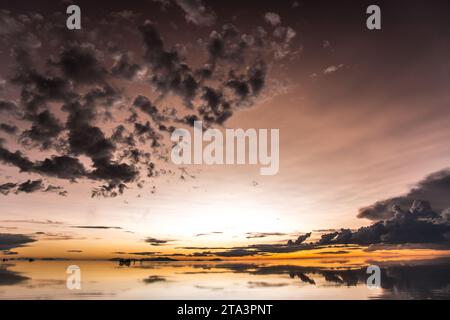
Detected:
left=1, top=257, right=450, bottom=299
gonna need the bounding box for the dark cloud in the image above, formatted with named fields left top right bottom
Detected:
left=183, top=199, right=450, bottom=257
left=16, top=179, right=44, bottom=193
left=19, top=110, right=63, bottom=149
left=111, top=52, right=142, bottom=80
left=0, top=233, right=36, bottom=251
left=0, top=179, right=66, bottom=196
left=214, top=249, right=259, bottom=257
left=0, top=144, right=34, bottom=172
left=0, top=144, right=86, bottom=184
left=287, top=232, right=311, bottom=246
left=0, top=123, right=18, bottom=135
left=0, top=100, right=17, bottom=113
left=317, top=250, right=350, bottom=255
left=133, top=95, right=165, bottom=124
left=139, top=20, right=200, bottom=107
left=314, top=200, right=450, bottom=246
left=0, top=8, right=279, bottom=198
left=0, top=182, right=17, bottom=195
left=145, top=237, right=175, bottom=246
left=358, top=169, right=450, bottom=221
left=53, top=43, right=107, bottom=84
left=33, top=156, right=87, bottom=181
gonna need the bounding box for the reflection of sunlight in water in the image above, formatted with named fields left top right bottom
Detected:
left=1, top=258, right=450, bottom=299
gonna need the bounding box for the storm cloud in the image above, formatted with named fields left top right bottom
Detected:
left=0, top=6, right=288, bottom=197
left=358, top=169, right=450, bottom=221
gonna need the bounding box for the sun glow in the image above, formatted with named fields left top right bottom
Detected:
left=162, top=199, right=284, bottom=239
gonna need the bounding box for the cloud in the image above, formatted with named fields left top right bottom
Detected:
left=145, top=237, right=175, bottom=246
left=34, top=232, right=86, bottom=241
left=0, top=10, right=286, bottom=198
left=52, top=43, right=107, bottom=84
left=0, top=183, right=17, bottom=195
left=128, top=252, right=160, bottom=256
left=0, top=233, right=36, bottom=251
left=0, top=219, right=63, bottom=225
left=19, top=110, right=64, bottom=149
left=287, top=232, right=311, bottom=245
left=195, top=231, right=223, bottom=237
left=358, top=169, right=450, bottom=221
left=72, top=226, right=122, bottom=230
left=0, top=123, right=18, bottom=134
left=323, top=64, right=344, bottom=74
left=317, top=250, right=350, bottom=255
left=0, top=100, right=17, bottom=113
left=246, top=232, right=287, bottom=239
left=174, top=0, right=216, bottom=26
left=33, top=156, right=87, bottom=181
left=264, top=12, right=281, bottom=26
left=111, top=52, right=142, bottom=80
left=314, top=200, right=450, bottom=246
left=0, top=180, right=66, bottom=196
left=16, top=180, right=44, bottom=193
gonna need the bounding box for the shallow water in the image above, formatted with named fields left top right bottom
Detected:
left=1, top=258, right=450, bottom=299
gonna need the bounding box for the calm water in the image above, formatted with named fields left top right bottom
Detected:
left=1, top=258, right=450, bottom=299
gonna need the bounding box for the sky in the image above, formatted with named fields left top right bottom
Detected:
left=1, top=0, right=450, bottom=260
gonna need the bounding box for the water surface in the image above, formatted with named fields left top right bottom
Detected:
left=1, top=258, right=450, bottom=299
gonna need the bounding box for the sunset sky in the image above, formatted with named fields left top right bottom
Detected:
left=1, top=0, right=450, bottom=260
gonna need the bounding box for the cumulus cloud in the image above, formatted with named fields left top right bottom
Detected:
left=315, top=200, right=450, bottom=246
left=358, top=169, right=450, bottom=221
left=174, top=0, right=216, bottom=26
left=52, top=43, right=108, bottom=84
left=0, top=7, right=290, bottom=198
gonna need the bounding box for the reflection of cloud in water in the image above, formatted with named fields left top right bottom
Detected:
left=24, top=279, right=66, bottom=289
left=247, top=281, right=290, bottom=288
left=2, top=259, right=450, bottom=299
left=0, top=265, right=29, bottom=286
left=194, top=285, right=224, bottom=291
left=178, top=258, right=450, bottom=299
left=143, top=275, right=167, bottom=284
